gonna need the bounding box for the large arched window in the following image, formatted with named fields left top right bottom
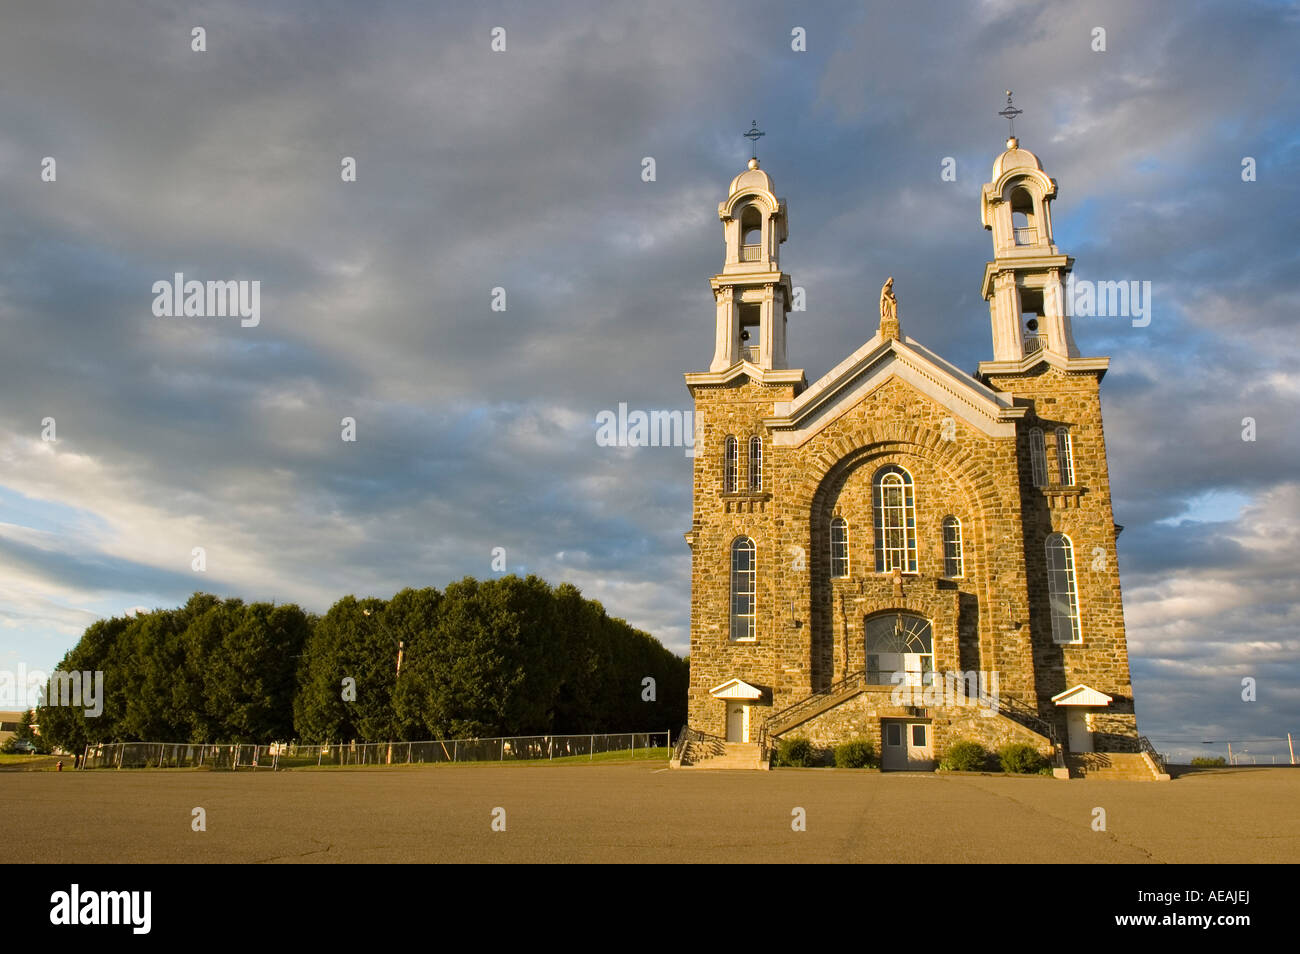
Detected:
left=1056, top=427, right=1075, bottom=486
left=1046, top=533, right=1082, bottom=644
left=730, top=537, right=756, bottom=640
left=748, top=436, right=762, bottom=491
left=873, top=465, right=917, bottom=573
left=723, top=436, right=737, bottom=493
left=1029, top=427, right=1048, bottom=487
left=830, top=517, right=849, bottom=578
left=865, top=614, right=933, bottom=686
left=942, top=516, right=964, bottom=578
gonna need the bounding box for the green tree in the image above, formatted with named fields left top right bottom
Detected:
left=205, top=602, right=310, bottom=742
left=388, top=586, right=443, bottom=740
left=294, top=595, right=397, bottom=742
left=36, top=614, right=134, bottom=750
left=179, top=596, right=246, bottom=742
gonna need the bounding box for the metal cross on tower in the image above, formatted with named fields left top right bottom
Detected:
left=998, top=90, right=1023, bottom=139
left=744, top=120, right=765, bottom=159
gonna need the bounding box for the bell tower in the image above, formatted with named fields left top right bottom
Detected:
left=979, top=92, right=1081, bottom=363
left=708, top=128, right=793, bottom=372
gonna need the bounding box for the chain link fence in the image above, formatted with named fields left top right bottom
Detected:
left=80, top=732, right=671, bottom=770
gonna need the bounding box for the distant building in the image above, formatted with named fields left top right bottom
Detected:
left=683, top=134, right=1140, bottom=771
left=0, top=710, right=27, bottom=744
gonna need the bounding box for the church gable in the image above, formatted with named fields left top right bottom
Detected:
left=766, top=333, right=1024, bottom=447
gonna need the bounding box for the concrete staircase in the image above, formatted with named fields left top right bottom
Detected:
left=681, top=742, right=768, bottom=771
left=1067, top=751, right=1169, bottom=781
left=764, top=677, right=871, bottom=739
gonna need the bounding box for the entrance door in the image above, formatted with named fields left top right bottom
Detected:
left=906, top=722, right=934, bottom=769
left=882, top=721, right=933, bottom=770
left=1066, top=709, right=1093, bottom=753
left=883, top=721, right=906, bottom=769
left=726, top=703, right=748, bottom=742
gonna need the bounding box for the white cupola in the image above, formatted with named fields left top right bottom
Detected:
left=979, top=94, right=1081, bottom=363
left=708, top=153, right=793, bottom=372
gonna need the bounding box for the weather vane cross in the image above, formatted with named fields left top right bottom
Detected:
left=998, top=90, right=1023, bottom=139
left=744, top=120, right=765, bottom=159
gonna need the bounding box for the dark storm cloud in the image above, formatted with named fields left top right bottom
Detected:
left=1, top=0, right=1297, bottom=753
left=0, top=528, right=216, bottom=601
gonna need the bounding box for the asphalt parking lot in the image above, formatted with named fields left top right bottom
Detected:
left=3, top=763, right=1295, bottom=863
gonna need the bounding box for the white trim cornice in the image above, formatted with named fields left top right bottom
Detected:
left=980, top=256, right=1073, bottom=299
left=710, top=271, right=788, bottom=290
left=685, top=361, right=807, bottom=391
left=978, top=353, right=1109, bottom=378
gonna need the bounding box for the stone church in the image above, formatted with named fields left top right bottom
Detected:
left=681, top=130, right=1152, bottom=775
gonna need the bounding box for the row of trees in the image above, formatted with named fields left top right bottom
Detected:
left=37, top=576, right=687, bottom=752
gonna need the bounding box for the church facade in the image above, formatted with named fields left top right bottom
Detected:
left=683, top=134, right=1141, bottom=771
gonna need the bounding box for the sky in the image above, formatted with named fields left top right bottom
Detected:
left=1, top=0, right=1297, bottom=761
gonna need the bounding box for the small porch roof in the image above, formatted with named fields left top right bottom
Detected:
left=709, top=678, right=764, bottom=701
left=1051, top=684, right=1114, bottom=707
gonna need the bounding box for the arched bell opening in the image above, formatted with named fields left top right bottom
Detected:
left=1010, top=187, right=1038, bottom=245
left=739, top=204, right=763, bottom=261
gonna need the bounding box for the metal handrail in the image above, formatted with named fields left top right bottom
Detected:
left=1138, top=735, right=1167, bottom=774
left=757, top=669, right=871, bottom=758
left=672, top=724, right=726, bottom=765
left=670, top=725, right=690, bottom=763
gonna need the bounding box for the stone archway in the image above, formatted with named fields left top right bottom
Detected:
left=797, top=423, right=1007, bottom=692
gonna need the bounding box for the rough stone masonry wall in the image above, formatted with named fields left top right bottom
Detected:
left=986, top=365, right=1138, bottom=750
left=784, top=376, right=1038, bottom=701
left=688, top=373, right=1045, bottom=738
left=687, top=363, right=1139, bottom=753
left=686, top=378, right=801, bottom=737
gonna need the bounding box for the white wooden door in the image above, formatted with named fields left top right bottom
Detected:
left=1067, top=709, right=1093, bottom=752
left=726, top=703, right=746, bottom=742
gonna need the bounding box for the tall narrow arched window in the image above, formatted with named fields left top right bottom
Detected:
left=873, top=465, right=917, bottom=573
left=748, top=436, right=762, bottom=491
left=1056, top=427, right=1075, bottom=486
left=723, top=436, right=737, bottom=493
left=730, top=537, right=756, bottom=640
left=830, top=517, right=849, bottom=578
left=942, top=516, right=964, bottom=578
left=1029, top=427, right=1048, bottom=488
left=1046, top=533, right=1081, bottom=644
